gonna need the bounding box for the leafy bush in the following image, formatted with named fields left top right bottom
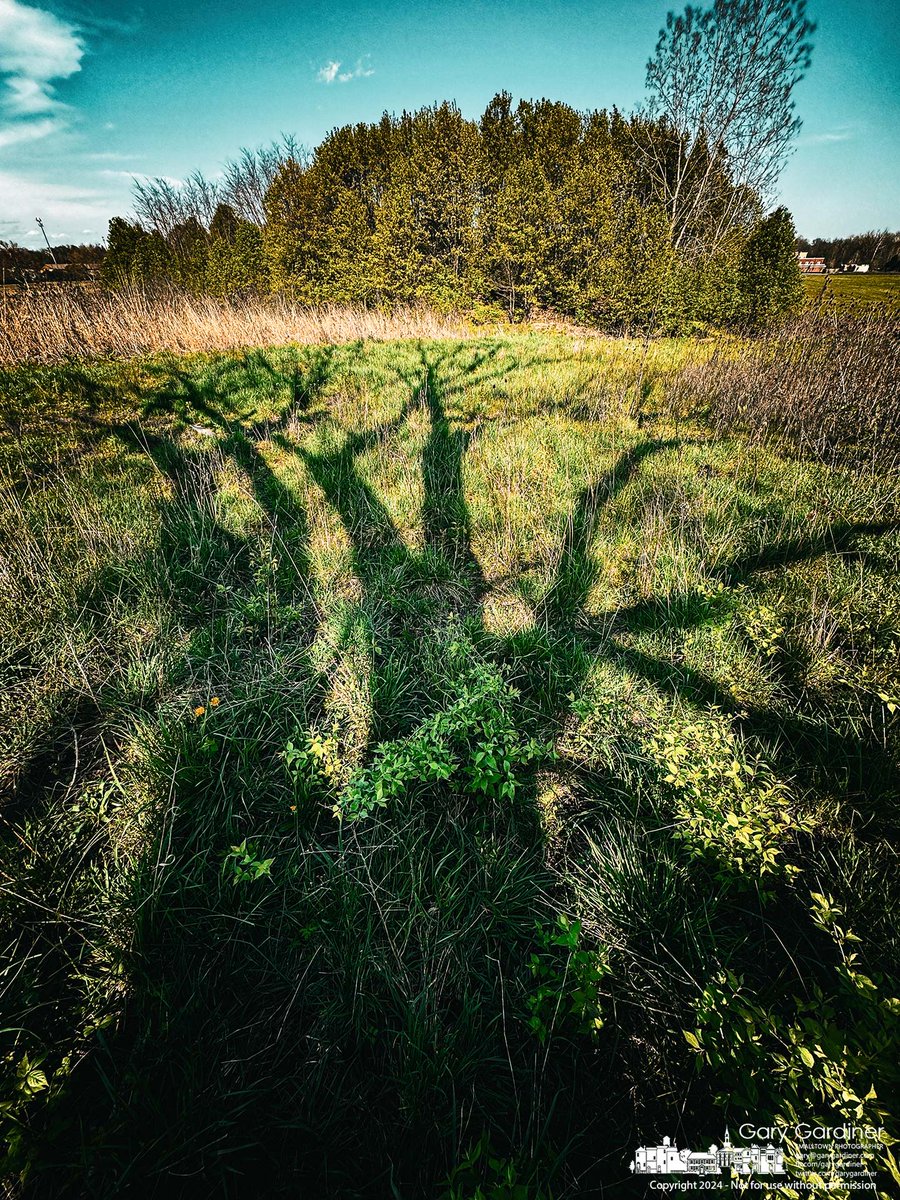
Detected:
left=646, top=713, right=808, bottom=882
left=335, top=657, right=548, bottom=821
left=686, top=891, right=900, bottom=1197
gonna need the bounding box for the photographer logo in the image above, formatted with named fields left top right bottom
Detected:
left=630, top=1130, right=786, bottom=1177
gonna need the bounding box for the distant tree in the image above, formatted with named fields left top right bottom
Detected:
left=643, top=0, right=815, bottom=252
left=482, top=158, right=557, bottom=318
left=263, top=159, right=326, bottom=297
left=101, top=77, right=816, bottom=330
left=220, top=138, right=305, bottom=225
left=796, top=229, right=900, bottom=271
left=132, top=172, right=218, bottom=238
left=209, top=203, right=239, bottom=244
left=737, top=206, right=803, bottom=326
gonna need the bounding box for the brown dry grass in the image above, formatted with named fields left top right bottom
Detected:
left=669, top=308, right=900, bottom=466
left=0, top=285, right=471, bottom=364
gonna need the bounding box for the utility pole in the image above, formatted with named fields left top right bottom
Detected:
left=35, top=217, right=57, bottom=264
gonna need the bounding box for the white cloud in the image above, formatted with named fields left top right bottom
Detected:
left=86, top=150, right=140, bottom=162
left=0, top=169, right=112, bottom=242
left=316, top=57, right=374, bottom=85
left=317, top=60, right=340, bottom=84
left=97, top=169, right=183, bottom=186
left=0, top=113, right=56, bottom=146
left=803, top=128, right=854, bottom=146
left=0, top=0, right=83, bottom=147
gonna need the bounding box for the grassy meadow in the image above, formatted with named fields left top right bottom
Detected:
left=1, top=325, right=899, bottom=1197
left=803, top=272, right=900, bottom=311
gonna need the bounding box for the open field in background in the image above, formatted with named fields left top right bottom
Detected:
left=803, top=272, right=900, bottom=310
left=1, top=327, right=899, bottom=1197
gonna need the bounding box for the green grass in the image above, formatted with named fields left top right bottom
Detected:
left=1, top=333, right=899, bottom=1198
left=803, top=271, right=900, bottom=310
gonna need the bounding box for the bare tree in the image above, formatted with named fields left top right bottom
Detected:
left=642, top=0, right=815, bottom=251
left=220, top=137, right=306, bottom=225
left=131, top=174, right=209, bottom=238
left=130, top=136, right=306, bottom=235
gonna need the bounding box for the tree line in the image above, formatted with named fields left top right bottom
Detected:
left=0, top=242, right=105, bottom=282
left=796, top=230, right=900, bottom=272
left=101, top=0, right=815, bottom=331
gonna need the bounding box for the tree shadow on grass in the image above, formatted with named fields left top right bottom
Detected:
left=3, top=351, right=339, bottom=1197
left=9, top=340, right=900, bottom=1199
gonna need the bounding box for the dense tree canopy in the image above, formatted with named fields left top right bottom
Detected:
left=101, top=93, right=803, bottom=331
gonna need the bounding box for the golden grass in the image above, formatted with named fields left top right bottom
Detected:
left=0, top=285, right=472, bottom=364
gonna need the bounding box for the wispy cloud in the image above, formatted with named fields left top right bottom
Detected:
left=98, top=169, right=183, bottom=186
left=0, top=169, right=110, bottom=240
left=316, top=57, right=374, bottom=85
left=317, top=60, right=340, bottom=84
left=0, top=0, right=84, bottom=147
left=0, top=114, right=57, bottom=147
left=86, top=150, right=142, bottom=162
left=802, top=127, right=854, bottom=146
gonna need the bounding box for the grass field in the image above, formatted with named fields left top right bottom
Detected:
left=803, top=272, right=900, bottom=310
left=1, top=331, right=899, bottom=1197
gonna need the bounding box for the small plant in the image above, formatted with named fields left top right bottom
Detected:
left=741, top=599, right=787, bottom=659
left=0, top=1052, right=72, bottom=1175
left=283, top=723, right=344, bottom=801
left=222, top=838, right=274, bottom=886
left=442, top=1136, right=555, bottom=1200
left=335, top=660, right=548, bottom=821
left=685, top=891, right=900, bottom=1196
left=526, top=914, right=611, bottom=1044
left=646, top=713, right=807, bottom=882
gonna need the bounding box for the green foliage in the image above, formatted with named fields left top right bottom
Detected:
left=206, top=217, right=267, bottom=295
left=2, top=337, right=899, bottom=1196
left=526, top=915, right=611, bottom=1043
left=646, top=713, right=808, bottom=881
left=443, top=1136, right=555, bottom=1200
left=101, top=94, right=800, bottom=330
left=686, top=892, right=900, bottom=1196
left=336, top=653, right=548, bottom=821
left=283, top=723, right=344, bottom=803
left=738, top=206, right=805, bottom=328
left=222, top=838, right=275, bottom=885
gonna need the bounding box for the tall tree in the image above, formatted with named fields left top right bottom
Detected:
left=643, top=0, right=815, bottom=251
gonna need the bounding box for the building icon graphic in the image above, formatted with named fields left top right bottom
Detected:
left=631, top=1130, right=785, bottom=1176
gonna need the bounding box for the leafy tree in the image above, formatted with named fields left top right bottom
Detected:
left=104, top=52, right=814, bottom=331
left=263, top=159, right=323, bottom=296
left=482, top=158, right=557, bottom=318
left=206, top=219, right=267, bottom=295
left=100, top=218, right=146, bottom=287
left=209, top=203, right=239, bottom=244
left=167, top=218, right=209, bottom=291
left=737, top=206, right=804, bottom=327
left=101, top=219, right=170, bottom=288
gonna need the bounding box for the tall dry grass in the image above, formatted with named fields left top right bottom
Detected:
left=0, top=285, right=470, bottom=364
left=669, top=308, right=900, bottom=466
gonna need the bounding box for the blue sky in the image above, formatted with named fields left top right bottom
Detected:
left=1, top=0, right=898, bottom=248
